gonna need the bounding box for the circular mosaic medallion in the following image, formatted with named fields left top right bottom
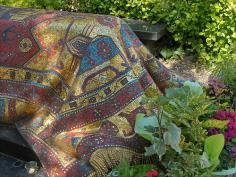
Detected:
left=19, top=38, right=33, bottom=53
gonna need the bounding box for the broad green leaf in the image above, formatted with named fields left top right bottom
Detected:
left=135, top=113, right=157, bottom=142
left=213, top=167, right=236, bottom=176
left=200, top=152, right=212, bottom=169
left=165, top=87, right=185, bottom=98
left=184, top=81, right=203, bottom=95
left=145, top=140, right=166, bottom=159
left=204, top=134, right=224, bottom=170
left=231, top=136, right=236, bottom=143
left=156, top=96, right=169, bottom=105
left=144, top=125, right=158, bottom=133
left=107, top=159, right=130, bottom=177
left=144, top=144, right=157, bottom=156
left=163, top=123, right=182, bottom=153
left=107, top=159, right=153, bottom=177
left=160, top=48, right=173, bottom=59
left=117, top=159, right=130, bottom=177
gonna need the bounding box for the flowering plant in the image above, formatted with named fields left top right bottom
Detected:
left=206, top=110, right=236, bottom=156
left=146, top=169, right=159, bottom=177
left=108, top=80, right=236, bottom=176
left=207, top=76, right=233, bottom=110
left=135, top=81, right=222, bottom=176
left=107, top=159, right=159, bottom=177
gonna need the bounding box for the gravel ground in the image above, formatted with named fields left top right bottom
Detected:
left=160, top=57, right=212, bottom=85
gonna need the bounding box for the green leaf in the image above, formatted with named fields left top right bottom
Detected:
left=204, top=134, right=225, bottom=170
left=165, top=87, right=185, bottom=98
left=145, top=144, right=158, bottom=156
left=107, top=159, right=153, bottom=177
left=145, top=140, right=166, bottom=159
left=231, top=136, right=236, bottom=143
left=163, top=123, right=182, bottom=153
left=213, top=167, right=236, bottom=176
left=135, top=113, right=157, bottom=142
left=108, top=159, right=130, bottom=177
left=184, top=81, right=203, bottom=95
left=200, top=152, right=212, bottom=169
left=144, top=125, right=158, bottom=133
left=203, top=119, right=229, bottom=130
left=160, top=48, right=174, bottom=59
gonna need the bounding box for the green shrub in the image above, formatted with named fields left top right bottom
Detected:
left=0, top=0, right=65, bottom=9
left=134, top=81, right=219, bottom=176
left=158, top=0, right=236, bottom=64
left=215, top=58, right=236, bottom=110
left=67, top=0, right=158, bottom=20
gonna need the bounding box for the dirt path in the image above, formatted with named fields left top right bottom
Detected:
left=160, top=57, right=212, bottom=85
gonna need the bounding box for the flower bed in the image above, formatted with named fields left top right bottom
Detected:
left=108, top=65, right=236, bottom=177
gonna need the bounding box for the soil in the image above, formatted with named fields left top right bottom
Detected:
left=160, top=56, right=212, bottom=85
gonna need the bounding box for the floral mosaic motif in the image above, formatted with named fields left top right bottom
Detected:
left=97, top=41, right=112, bottom=59
left=19, top=38, right=33, bottom=52
left=77, top=36, right=120, bottom=74
left=0, top=19, right=40, bottom=65
left=96, top=16, right=118, bottom=28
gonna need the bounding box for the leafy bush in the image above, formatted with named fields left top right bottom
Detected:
left=133, top=81, right=236, bottom=176
left=213, top=59, right=236, bottom=110
left=107, top=159, right=157, bottom=177
left=158, top=0, right=236, bottom=64
left=135, top=81, right=219, bottom=176
left=67, top=0, right=157, bottom=20
left=207, top=76, right=233, bottom=110
left=204, top=110, right=236, bottom=175
left=0, top=0, right=65, bottom=9
left=68, top=0, right=236, bottom=65
left=160, top=47, right=185, bottom=60
left=217, top=59, right=236, bottom=95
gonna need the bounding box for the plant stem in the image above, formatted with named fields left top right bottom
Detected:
left=157, top=107, right=164, bottom=139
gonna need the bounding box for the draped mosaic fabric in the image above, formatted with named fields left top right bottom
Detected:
left=0, top=6, right=180, bottom=177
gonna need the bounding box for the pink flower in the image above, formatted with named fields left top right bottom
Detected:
left=210, top=110, right=236, bottom=142
left=228, top=121, right=236, bottom=129
left=214, top=110, right=228, bottom=120
left=146, top=169, right=159, bottom=177
left=224, top=129, right=236, bottom=142
left=214, top=110, right=236, bottom=120
left=227, top=112, right=236, bottom=120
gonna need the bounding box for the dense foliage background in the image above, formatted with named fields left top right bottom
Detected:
left=0, top=0, right=235, bottom=65
left=0, top=0, right=65, bottom=9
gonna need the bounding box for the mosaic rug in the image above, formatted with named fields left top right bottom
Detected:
left=0, top=6, right=180, bottom=177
